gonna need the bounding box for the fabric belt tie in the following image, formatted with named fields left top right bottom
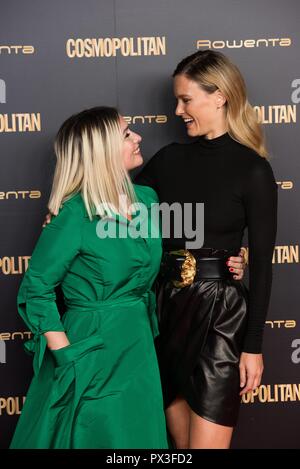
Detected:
left=25, top=290, right=157, bottom=375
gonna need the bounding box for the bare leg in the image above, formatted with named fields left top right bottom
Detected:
left=165, top=396, right=190, bottom=449
left=189, top=409, right=233, bottom=449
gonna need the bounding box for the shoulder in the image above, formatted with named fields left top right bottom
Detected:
left=134, top=184, right=159, bottom=204
left=233, top=149, right=278, bottom=196
left=51, top=193, right=87, bottom=226
left=230, top=139, right=276, bottom=176
left=245, top=153, right=275, bottom=183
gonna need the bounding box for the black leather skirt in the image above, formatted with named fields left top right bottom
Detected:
left=155, top=249, right=249, bottom=427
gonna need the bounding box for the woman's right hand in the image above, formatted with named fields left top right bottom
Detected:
left=43, top=213, right=52, bottom=227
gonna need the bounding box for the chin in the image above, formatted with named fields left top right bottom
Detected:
left=130, top=157, right=143, bottom=170
left=187, top=128, right=198, bottom=137
left=136, top=155, right=143, bottom=166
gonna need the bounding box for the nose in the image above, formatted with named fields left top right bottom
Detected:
left=175, top=101, right=184, bottom=116
left=132, top=131, right=142, bottom=143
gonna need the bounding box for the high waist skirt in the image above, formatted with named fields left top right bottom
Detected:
left=155, top=277, right=249, bottom=427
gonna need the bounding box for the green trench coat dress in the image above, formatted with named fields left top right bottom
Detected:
left=10, top=184, right=168, bottom=449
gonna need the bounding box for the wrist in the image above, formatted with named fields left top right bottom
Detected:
left=44, top=331, right=70, bottom=350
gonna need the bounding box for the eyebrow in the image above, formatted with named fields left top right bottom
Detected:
left=123, top=126, right=129, bottom=134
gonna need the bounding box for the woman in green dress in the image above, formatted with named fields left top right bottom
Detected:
left=10, top=106, right=168, bottom=449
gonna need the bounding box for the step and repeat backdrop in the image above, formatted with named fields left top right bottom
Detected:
left=0, top=0, right=299, bottom=449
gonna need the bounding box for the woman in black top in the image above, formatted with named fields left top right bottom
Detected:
left=135, top=50, right=277, bottom=448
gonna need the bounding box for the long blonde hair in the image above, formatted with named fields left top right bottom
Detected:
left=173, top=50, right=268, bottom=158
left=48, top=106, right=137, bottom=219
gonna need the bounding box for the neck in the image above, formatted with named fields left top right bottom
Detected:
left=204, top=112, right=228, bottom=139
left=205, top=125, right=228, bottom=140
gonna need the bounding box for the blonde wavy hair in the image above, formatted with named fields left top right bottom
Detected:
left=48, top=106, right=137, bottom=219
left=173, top=50, right=268, bottom=158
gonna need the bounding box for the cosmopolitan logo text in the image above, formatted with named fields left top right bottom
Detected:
left=0, top=113, right=41, bottom=132
left=0, top=82, right=41, bottom=132
left=0, top=397, right=26, bottom=416
left=242, top=384, right=300, bottom=403
left=0, top=256, right=31, bottom=275
left=66, top=36, right=166, bottom=58
left=254, top=105, right=296, bottom=124
left=242, top=245, right=299, bottom=264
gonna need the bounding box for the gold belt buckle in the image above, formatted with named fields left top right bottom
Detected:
left=169, top=249, right=197, bottom=288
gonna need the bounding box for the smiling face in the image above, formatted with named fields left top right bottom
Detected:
left=173, top=74, right=227, bottom=139
left=119, top=116, right=143, bottom=171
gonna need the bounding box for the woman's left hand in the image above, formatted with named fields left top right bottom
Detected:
left=239, top=352, right=264, bottom=396
left=227, top=248, right=247, bottom=280
left=43, top=212, right=52, bottom=227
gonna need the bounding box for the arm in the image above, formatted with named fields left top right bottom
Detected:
left=18, top=200, right=83, bottom=374
left=239, top=159, right=278, bottom=394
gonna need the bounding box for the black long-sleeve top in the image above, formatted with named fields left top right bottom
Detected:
left=135, top=132, right=278, bottom=353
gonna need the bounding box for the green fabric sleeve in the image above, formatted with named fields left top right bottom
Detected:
left=17, top=200, right=83, bottom=373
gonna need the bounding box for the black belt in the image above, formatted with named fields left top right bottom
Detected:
left=160, top=248, right=236, bottom=288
